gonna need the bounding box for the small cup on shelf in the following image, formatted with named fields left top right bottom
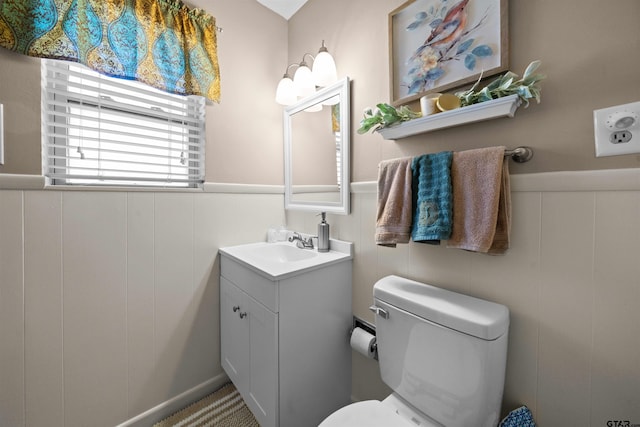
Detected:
left=420, top=93, right=442, bottom=116
left=435, top=93, right=461, bottom=112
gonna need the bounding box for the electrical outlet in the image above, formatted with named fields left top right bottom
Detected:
left=610, top=130, right=633, bottom=144
left=594, top=101, right=640, bottom=157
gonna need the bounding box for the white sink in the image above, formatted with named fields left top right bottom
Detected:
left=251, top=242, right=318, bottom=263
left=219, top=239, right=353, bottom=280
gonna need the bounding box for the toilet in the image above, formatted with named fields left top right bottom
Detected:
left=319, top=275, right=510, bottom=427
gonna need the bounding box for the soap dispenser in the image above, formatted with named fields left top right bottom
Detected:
left=317, top=212, right=330, bottom=252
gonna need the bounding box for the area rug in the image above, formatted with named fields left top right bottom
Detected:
left=153, top=383, right=259, bottom=427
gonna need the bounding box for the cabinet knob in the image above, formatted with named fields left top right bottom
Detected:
left=239, top=312, right=247, bottom=319
left=233, top=305, right=240, bottom=312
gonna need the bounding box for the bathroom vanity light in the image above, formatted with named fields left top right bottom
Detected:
left=275, top=65, right=297, bottom=105
left=275, top=41, right=337, bottom=106
left=312, top=41, right=338, bottom=87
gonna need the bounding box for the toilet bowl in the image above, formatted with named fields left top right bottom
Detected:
left=319, top=275, right=510, bottom=427
left=320, top=395, right=441, bottom=427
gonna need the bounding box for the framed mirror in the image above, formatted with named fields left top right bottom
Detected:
left=284, top=77, right=350, bottom=214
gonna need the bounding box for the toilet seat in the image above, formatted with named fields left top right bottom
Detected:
left=319, top=400, right=435, bottom=427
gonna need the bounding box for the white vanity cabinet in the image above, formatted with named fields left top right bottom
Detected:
left=220, top=276, right=278, bottom=423
left=219, top=242, right=353, bottom=427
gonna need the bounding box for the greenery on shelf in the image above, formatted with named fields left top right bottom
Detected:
left=357, top=60, right=545, bottom=135
left=457, top=60, right=545, bottom=107
left=357, top=103, right=421, bottom=134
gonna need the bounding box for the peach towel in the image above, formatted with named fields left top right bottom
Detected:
left=446, top=147, right=511, bottom=254
left=375, top=157, right=413, bottom=247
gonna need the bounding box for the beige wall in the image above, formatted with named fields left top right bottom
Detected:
left=0, top=189, right=286, bottom=427
left=203, top=0, right=287, bottom=184
left=290, top=0, right=640, bottom=180
left=2, top=0, right=640, bottom=426
left=285, top=1, right=640, bottom=423
left=285, top=170, right=640, bottom=426
left=2, top=0, right=639, bottom=180
left=0, top=0, right=287, bottom=184
left=3, top=173, right=640, bottom=426
left=0, top=51, right=41, bottom=175
left=0, top=1, right=288, bottom=425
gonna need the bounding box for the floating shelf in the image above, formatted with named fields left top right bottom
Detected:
left=378, top=94, right=522, bottom=140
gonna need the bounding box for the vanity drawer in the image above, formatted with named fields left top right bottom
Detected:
left=220, top=255, right=279, bottom=313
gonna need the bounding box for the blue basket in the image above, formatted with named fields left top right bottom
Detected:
left=499, top=406, right=536, bottom=427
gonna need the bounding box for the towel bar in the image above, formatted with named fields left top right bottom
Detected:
left=505, top=146, right=533, bottom=163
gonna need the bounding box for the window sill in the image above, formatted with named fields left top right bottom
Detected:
left=0, top=174, right=204, bottom=192
left=0, top=173, right=286, bottom=194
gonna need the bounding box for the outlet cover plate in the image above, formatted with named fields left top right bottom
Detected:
left=594, top=101, right=640, bottom=157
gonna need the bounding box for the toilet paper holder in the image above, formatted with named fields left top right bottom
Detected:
left=351, top=316, right=378, bottom=360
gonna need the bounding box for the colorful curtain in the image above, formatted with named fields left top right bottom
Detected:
left=0, top=0, right=221, bottom=102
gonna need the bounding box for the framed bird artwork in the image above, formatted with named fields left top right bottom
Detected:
left=389, top=0, right=508, bottom=106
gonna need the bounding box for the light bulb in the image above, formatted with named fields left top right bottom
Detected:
left=312, top=42, right=337, bottom=87
left=275, top=76, right=296, bottom=105
left=293, top=64, right=315, bottom=98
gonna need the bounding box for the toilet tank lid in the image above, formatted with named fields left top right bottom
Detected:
left=373, top=275, right=509, bottom=340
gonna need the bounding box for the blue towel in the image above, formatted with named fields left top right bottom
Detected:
left=499, top=406, right=536, bottom=427
left=410, top=152, right=453, bottom=243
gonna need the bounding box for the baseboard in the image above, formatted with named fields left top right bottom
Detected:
left=116, top=372, right=230, bottom=427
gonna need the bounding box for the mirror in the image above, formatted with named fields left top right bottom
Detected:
left=284, top=77, right=350, bottom=214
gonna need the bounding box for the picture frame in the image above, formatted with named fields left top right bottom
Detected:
left=389, top=0, right=508, bottom=106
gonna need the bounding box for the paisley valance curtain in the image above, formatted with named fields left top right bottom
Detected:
left=0, top=0, right=221, bottom=102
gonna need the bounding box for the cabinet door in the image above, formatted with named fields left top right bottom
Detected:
left=220, top=277, right=249, bottom=393
left=246, top=297, right=278, bottom=427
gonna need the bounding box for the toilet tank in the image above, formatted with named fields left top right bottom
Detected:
left=372, top=276, right=509, bottom=427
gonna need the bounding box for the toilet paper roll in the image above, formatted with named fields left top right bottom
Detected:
left=350, top=327, right=376, bottom=359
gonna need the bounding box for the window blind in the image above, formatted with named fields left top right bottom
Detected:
left=42, top=59, right=206, bottom=187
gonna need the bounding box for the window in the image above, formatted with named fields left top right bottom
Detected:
left=42, top=59, right=206, bottom=188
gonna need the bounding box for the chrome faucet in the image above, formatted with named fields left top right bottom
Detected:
left=288, top=232, right=314, bottom=249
